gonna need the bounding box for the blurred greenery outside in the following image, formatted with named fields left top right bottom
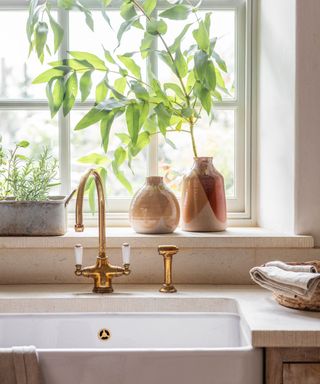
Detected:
left=0, top=8, right=236, bottom=199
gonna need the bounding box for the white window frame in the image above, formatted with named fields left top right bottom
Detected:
left=0, top=0, right=254, bottom=226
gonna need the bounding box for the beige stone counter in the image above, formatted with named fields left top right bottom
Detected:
left=0, top=284, right=319, bottom=348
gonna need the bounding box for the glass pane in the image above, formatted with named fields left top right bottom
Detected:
left=0, top=110, right=60, bottom=194
left=158, top=109, right=235, bottom=197
left=69, top=10, right=145, bottom=100
left=158, top=10, right=235, bottom=98
left=0, top=11, right=56, bottom=100
left=70, top=111, right=147, bottom=198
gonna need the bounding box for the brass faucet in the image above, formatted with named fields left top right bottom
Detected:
left=74, top=169, right=131, bottom=293
left=159, top=245, right=179, bottom=293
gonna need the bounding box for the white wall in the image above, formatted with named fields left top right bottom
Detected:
left=257, top=0, right=296, bottom=234
left=295, top=0, right=320, bottom=245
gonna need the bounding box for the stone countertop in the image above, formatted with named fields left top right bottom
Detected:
left=0, top=284, right=319, bottom=348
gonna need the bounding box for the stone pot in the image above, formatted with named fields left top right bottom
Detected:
left=180, top=157, right=227, bottom=232
left=0, top=191, right=75, bottom=236
left=129, top=176, right=180, bottom=234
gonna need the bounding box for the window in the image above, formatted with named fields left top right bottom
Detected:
left=0, top=0, right=252, bottom=223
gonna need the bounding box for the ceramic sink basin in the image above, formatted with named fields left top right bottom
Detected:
left=0, top=298, right=262, bottom=384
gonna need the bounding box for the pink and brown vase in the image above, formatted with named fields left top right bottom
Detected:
left=181, top=157, right=227, bottom=232
left=129, top=176, right=180, bottom=234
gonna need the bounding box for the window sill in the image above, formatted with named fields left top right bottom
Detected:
left=0, top=227, right=314, bottom=249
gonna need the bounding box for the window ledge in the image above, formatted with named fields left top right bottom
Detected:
left=0, top=227, right=314, bottom=249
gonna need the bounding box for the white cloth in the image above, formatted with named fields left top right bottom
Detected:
left=250, top=262, right=320, bottom=299
left=0, top=346, right=42, bottom=384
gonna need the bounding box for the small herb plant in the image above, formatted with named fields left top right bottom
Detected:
left=0, top=138, right=59, bottom=201
left=27, top=0, right=229, bottom=193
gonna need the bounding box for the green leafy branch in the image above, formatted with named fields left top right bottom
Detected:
left=27, top=0, right=230, bottom=194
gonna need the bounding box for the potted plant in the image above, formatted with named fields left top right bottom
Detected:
left=27, top=0, right=229, bottom=231
left=0, top=138, right=74, bottom=236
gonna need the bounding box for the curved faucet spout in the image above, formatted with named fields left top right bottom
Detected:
left=73, top=169, right=131, bottom=293
left=75, top=169, right=106, bottom=258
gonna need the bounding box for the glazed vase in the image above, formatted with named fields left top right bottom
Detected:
left=129, top=176, right=180, bottom=234
left=181, top=157, right=227, bottom=232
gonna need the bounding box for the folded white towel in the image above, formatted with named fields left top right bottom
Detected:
left=250, top=262, right=320, bottom=299
left=0, top=346, right=41, bottom=384
left=264, top=260, right=317, bottom=273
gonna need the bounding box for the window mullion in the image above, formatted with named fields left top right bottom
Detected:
left=58, top=9, right=71, bottom=195
left=146, top=11, right=158, bottom=177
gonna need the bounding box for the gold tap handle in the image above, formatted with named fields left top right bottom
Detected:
left=158, top=245, right=178, bottom=293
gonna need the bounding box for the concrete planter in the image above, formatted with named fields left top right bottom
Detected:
left=0, top=192, right=75, bottom=236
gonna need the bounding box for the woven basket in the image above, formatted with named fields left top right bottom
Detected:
left=274, top=260, right=320, bottom=312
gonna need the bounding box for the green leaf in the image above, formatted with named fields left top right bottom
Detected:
left=143, top=0, right=157, bottom=16
left=52, top=78, right=65, bottom=117
left=186, top=70, right=196, bottom=91
left=33, top=68, right=66, bottom=84
left=48, top=13, right=64, bottom=53
left=113, top=147, right=127, bottom=167
left=35, top=22, right=48, bottom=63
left=164, top=137, right=177, bottom=149
left=63, top=72, right=78, bottom=116
left=146, top=19, right=167, bottom=35
left=100, top=112, right=115, bottom=153
left=68, top=51, right=106, bottom=70
left=57, top=0, right=74, bottom=9
left=194, top=51, right=216, bottom=91
left=159, top=4, right=190, bottom=20
left=113, top=77, right=127, bottom=95
left=75, top=107, right=108, bottom=130
left=78, top=153, right=108, bottom=165
left=96, top=79, right=108, bottom=103
left=130, top=131, right=150, bottom=156
left=155, top=103, right=172, bottom=135
left=193, top=21, right=210, bottom=52
left=75, top=2, right=94, bottom=31
left=49, top=59, right=92, bottom=71
left=169, top=23, right=192, bottom=53
left=120, top=2, right=136, bottom=20
left=116, top=133, right=131, bottom=145
left=140, top=33, right=154, bottom=59
left=113, top=168, right=132, bottom=193
left=144, top=113, right=157, bottom=134
left=156, top=51, right=175, bottom=73
left=151, top=79, right=170, bottom=105
left=126, top=103, right=140, bottom=145
left=131, top=81, right=149, bottom=101
left=164, top=82, right=185, bottom=100
left=102, top=0, right=112, bottom=6
left=103, top=48, right=116, bottom=64
left=79, top=70, right=93, bottom=102
left=138, top=101, right=149, bottom=128
left=213, top=51, right=227, bottom=73
left=17, top=141, right=30, bottom=148
left=117, top=18, right=138, bottom=47
left=174, top=48, right=188, bottom=78
left=118, top=55, right=141, bottom=79
left=194, top=81, right=211, bottom=114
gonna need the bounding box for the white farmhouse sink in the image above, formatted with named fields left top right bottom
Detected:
left=0, top=299, right=262, bottom=384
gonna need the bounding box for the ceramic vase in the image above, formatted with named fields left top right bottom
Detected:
left=180, top=157, right=227, bottom=232
left=129, top=176, right=180, bottom=234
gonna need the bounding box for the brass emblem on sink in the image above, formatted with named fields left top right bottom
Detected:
left=98, top=328, right=111, bottom=341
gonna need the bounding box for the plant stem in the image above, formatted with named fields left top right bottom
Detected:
left=189, top=118, right=198, bottom=157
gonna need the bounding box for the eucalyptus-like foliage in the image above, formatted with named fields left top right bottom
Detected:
left=27, top=0, right=229, bottom=199
left=0, top=138, right=59, bottom=201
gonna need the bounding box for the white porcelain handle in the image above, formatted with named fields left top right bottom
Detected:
left=74, top=244, right=83, bottom=265
left=122, top=243, right=130, bottom=265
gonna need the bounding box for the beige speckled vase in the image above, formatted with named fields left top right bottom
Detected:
left=129, top=176, right=180, bottom=234
left=181, top=157, right=227, bottom=232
